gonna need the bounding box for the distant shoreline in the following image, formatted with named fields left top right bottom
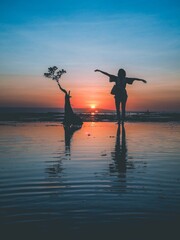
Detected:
left=0, top=111, right=180, bottom=123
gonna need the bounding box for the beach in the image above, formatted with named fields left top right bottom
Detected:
left=0, top=121, right=180, bottom=239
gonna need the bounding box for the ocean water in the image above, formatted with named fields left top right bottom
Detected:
left=0, top=122, right=180, bottom=239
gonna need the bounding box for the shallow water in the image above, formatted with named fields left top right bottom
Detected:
left=0, top=122, right=180, bottom=238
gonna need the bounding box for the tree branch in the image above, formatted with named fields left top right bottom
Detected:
left=56, top=80, right=67, bottom=95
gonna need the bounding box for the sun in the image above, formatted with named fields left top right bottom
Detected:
left=90, top=104, right=96, bottom=109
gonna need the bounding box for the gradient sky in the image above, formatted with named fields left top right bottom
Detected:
left=0, top=0, right=180, bottom=111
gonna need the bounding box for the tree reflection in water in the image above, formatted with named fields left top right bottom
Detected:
left=45, top=125, right=82, bottom=177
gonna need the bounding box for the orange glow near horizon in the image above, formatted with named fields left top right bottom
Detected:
left=0, top=74, right=180, bottom=112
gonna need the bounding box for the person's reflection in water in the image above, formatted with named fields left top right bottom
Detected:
left=109, top=124, right=134, bottom=191
left=46, top=125, right=82, bottom=177
left=110, top=124, right=127, bottom=175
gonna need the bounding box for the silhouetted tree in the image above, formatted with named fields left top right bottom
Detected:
left=44, top=66, right=83, bottom=126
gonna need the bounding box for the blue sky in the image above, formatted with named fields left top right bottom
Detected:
left=0, top=0, right=179, bottom=74
left=0, top=0, right=180, bottom=110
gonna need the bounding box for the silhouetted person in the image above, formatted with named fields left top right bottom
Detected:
left=95, top=69, right=147, bottom=123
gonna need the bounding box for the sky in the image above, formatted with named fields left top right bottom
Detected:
left=0, top=0, right=180, bottom=111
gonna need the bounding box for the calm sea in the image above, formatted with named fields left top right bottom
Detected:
left=0, top=122, right=180, bottom=239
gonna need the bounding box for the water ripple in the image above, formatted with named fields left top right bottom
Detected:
left=0, top=122, right=180, bottom=236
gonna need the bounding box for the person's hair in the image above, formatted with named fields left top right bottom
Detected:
left=118, top=69, right=126, bottom=78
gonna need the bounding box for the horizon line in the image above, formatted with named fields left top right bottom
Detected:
left=0, top=106, right=180, bottom=113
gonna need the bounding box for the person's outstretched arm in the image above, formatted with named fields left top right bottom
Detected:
left=94, top=69, right=111, bottom=77
left=126, top=77, right=147, bottom=84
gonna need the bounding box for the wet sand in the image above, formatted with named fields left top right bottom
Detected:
left=0, top=111, right=180, bottom=123
left=0, top=122, right=180, bottom=239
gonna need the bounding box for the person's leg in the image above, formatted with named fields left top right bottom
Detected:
left=121, top=99, right=127, bottom=123
left=115, top=97, right=121, bottom=123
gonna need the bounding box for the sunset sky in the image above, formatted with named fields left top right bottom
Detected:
left=0, top=0, right=180, bottom=111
